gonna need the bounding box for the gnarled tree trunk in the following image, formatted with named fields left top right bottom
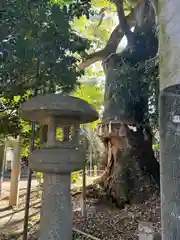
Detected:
left=96, top=2, right=160, bottom=208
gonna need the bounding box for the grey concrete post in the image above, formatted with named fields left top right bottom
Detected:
left=20, top=94, right=98, bottom=240
left=160, top=87, right=180, bottom=238
left=159, top=0, right=180, bottom=238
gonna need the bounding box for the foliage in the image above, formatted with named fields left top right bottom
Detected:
left=36, top=172, right=43, bottom=186
left=71, top=0, right=119, bottom=79
left=73, top=82, right=104, bottom=129
left=72, top=171, right=81, bottom=183
left=72, top=13, right=116, bottom=47
left=72, top=0, right=136, bottom=53
left=35, top=171, right=81, bottom=186
left=73, top=83, right=103, bottom=111
left=113, top=57, right=159, bottom=127
left=152, top=144, right=160, bottom=151
left=0, top=0, right=92, bottom=138
left=86, top=133, right=103, bottom=166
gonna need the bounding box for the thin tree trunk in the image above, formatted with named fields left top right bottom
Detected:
left=0, top=143, right=5, bottom=196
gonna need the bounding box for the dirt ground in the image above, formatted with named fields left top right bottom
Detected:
left=0, top=178, right=161, bottom=240
left=0, top=179, right=40, bottom=237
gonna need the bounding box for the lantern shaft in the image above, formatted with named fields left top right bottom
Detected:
left=40, top=173, right=72, bottom=240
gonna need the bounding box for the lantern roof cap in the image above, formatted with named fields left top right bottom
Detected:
left=20, top=94, right=98, bottom=125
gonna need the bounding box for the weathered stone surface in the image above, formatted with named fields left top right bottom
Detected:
left=160, top=85, right=180, bottom=239
left=153, top=233, right=161, bottom=240
left=40, top=173, right=72, bottom=240
left=138, top=222, right=154, bottom=240
left=138, top=222, right=161, bottom=240
left=20, top=94, right=98, bottom=124
left=29, top=144, right=85, bottom=173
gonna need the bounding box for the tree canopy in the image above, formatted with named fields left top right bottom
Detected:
left=0, top=0, right=91, bottom=137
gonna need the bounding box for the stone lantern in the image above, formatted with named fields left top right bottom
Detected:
left=20, top=94, right=98, bottom=240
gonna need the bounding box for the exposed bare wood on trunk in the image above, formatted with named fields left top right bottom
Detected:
left=96, top=121, right=159, bottom=208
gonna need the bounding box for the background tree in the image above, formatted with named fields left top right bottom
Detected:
left=74, top=81, right=104, bottom=168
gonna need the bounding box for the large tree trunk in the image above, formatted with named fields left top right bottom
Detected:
left=97, top=3, right=160, bottom=207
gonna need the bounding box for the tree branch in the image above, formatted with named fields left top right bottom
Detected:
left=151, top=0, right=158, bottom=24
left=105, top=24, right=124, bottom=53
left=97, top=8, right=107, bottom=28
left=134, top=0, right=146, bottom=27
left=78, top=1, right=146, bottom=70
left=152, top=0, right=158, bottom=14
left=78, top=49, right=107, bottom=69
left=112, top=0, right=134, bottom=45
left=79, top=24, right=125, bottom=69
left=78, top=11, right=136, bottom=69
